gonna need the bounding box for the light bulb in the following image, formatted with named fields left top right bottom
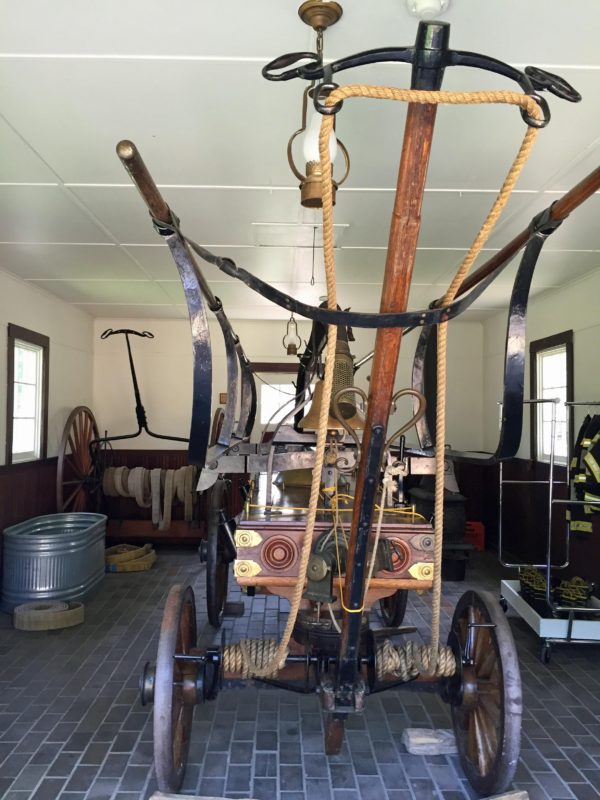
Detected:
left=406, top=0, right=449, bottom=18
left=302, top=108, right=338, bottom=164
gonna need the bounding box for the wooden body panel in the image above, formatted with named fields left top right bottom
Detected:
left=235, top=481, right=434, bottom=597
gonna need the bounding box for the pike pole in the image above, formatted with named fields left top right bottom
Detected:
left=336, top=22, right=449, bottom=704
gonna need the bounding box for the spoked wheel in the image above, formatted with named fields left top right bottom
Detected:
left=447, top=589, right=522, bottom=797
left=56, top=406, right=101, bottom=511
left=206, top=479, right=233, bottom=628
left=378, top=589, right=408, bottom=626
left=154, top=584, right=197, bottom=793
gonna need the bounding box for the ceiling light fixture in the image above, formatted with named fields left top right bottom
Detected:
left=287, top=1, right=350, bottom=208
left=405, top=0, right=450, bottom=19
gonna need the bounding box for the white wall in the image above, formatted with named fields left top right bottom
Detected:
left=92, top=316, right=484, bottom=452
left=483, top=265, right=600, bottom=457
left=0, top=270, right=94, bottom=465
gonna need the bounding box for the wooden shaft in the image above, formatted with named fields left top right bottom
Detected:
left=116, top=139, right=222, bottom=309
left=339, top=103, right=438, bottom=667
left=552, top=165, right=600, bottom=219
left=116, top=140, right=172, bottom=224
left=457, top=164, right=600, bottom=297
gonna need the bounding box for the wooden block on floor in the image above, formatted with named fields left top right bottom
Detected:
left=401, top=727, right=458, bottom=754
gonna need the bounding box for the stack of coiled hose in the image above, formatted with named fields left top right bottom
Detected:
left=102, top=465, right=196, bottom=530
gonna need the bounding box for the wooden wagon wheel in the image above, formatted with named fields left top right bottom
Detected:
left=205, top=478, right=231, bottom=628
left=379, top=589, right=408, bottom=627
left=447, top=589, right=522, bottom=797
left=56, top=406, right=100, bottom=512
left=154, top=584, right=197, bottom=793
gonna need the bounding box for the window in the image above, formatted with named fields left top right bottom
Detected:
left=6, top=324, right=49, bottom=464
left=260, top=381, right=314, bottom=425
left=251, top=362, right=315, bottom=431
left=530, top=330, right=573, bottom=464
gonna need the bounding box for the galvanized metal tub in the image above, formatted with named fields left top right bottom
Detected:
left=1, top=513, right=107, bottom=613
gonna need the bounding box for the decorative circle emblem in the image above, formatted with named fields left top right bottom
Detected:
left=263, top=536, right=297, bottom=571
left=387, top=538, right=411, bottom=573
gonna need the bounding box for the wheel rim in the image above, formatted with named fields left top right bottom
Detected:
left=154, top=584, right=197, bottom=793
left=56, top=406, right=100, bottom=512
left=379, top=589, right=408, bottom=627
left=449, top=589, right=522, bottom=796
left=206, top=479, right=229, bottom=628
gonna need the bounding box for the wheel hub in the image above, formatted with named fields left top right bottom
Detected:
left=139, top=661, right=156, bottom=706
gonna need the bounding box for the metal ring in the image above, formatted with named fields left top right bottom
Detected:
left=520, top=93, right=550, bottom=129
left=313, top=80, right=343, bottom=116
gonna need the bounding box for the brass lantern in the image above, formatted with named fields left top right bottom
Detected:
left=282, top=313, right=302, bottom=356
left=287, top=1, right=350, bottom=208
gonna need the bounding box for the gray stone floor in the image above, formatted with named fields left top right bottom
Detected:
left=1, top=547, right=600, bottom=800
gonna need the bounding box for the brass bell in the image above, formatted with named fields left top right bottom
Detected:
left=299, top=379, right=366, bottom=432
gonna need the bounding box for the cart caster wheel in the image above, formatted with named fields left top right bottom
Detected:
left=499, top=597, right=508, bottom=613
left=540, top=643, right=551, bottom=664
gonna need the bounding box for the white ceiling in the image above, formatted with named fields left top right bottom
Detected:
left=1, top=0, right=599, bottom=321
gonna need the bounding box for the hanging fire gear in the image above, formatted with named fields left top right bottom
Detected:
left=567, top=414, right=600, bottom=535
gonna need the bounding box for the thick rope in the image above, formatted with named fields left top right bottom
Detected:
left=376, top=639, right=456, bottom=682
left=321, top=85, right=541, bottom=671
left=235, top=113, right=338, bottom=678
left=235, top=83, right=540, bottom=680
left=223, top=639, right=285, bottom=679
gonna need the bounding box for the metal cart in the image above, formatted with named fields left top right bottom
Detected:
left=500, top=399, right=600, bottom=662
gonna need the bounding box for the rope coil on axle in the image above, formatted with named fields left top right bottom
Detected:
left=375, top=639, right=456, bottom=683
left=222, top=639, right=288, bottom=680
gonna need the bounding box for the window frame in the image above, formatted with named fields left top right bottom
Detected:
left=529, top=329, right=573, bottom=463
left=6, top=324, right=49, bottom=465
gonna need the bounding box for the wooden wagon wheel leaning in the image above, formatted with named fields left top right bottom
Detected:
left=56, top=406, right=101, bottom=512
left=445, top=589, right=522, bottom=797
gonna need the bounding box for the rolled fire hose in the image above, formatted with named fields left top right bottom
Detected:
left=14, top=601, right=85, bottom=631
left=159, top=469, right=176, bottom=531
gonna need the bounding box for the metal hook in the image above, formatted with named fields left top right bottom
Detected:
left=385, top=388, right=427, bottom=450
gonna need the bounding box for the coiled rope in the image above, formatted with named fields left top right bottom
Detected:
left=376, top=639, right=456, bottom=682
left=235, top=84, right=540, bottom=681
left=222, top=639, right=286, bottom=679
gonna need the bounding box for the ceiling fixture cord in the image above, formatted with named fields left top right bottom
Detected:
left=286, top=1, right=350, bottom=208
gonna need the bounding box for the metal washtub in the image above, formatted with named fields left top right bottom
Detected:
left=1, top=513, right=107, bottom=613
